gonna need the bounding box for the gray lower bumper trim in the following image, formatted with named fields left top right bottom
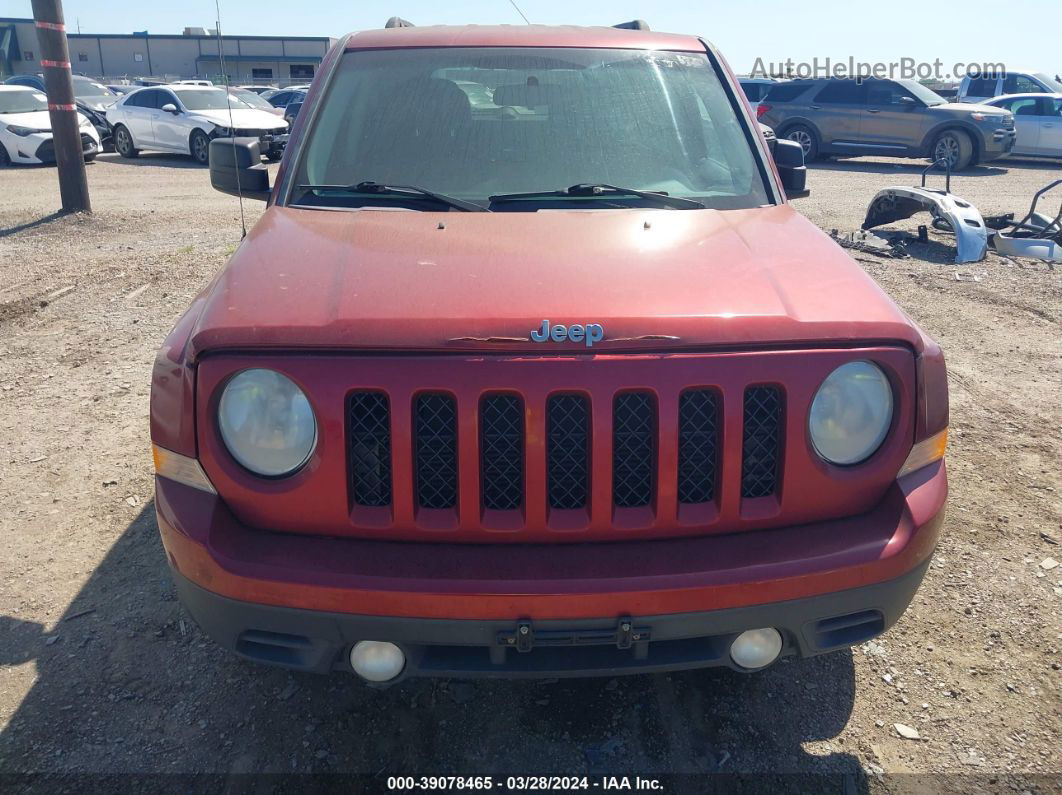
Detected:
left=172, top=558, right=931, bottom=681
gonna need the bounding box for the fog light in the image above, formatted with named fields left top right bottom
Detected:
left=730, top=628, right=783, bottom=670
left=349, top=641, right=405, bottom=682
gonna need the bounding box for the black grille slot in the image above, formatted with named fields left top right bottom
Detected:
left=33, top=140, right=55, bottom=162
left=678, top=390, right=719, bottom=503
left=547, top=394, right=590, bottom=510
left=480, top=395, right=523, bottom=510
left=741, top=386, right=782, bottom=498
left=812, top=610, right=884, bottom=649
left=414, top=394, right=458, bottom=509
left=348, top=392, right=392, bottom=507
left=612, top=392, right=655, bottom=508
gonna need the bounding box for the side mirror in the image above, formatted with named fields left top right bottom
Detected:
left=160, top=103, right=179, bottom=114
left=773, top=138, right=810, bottom=200
left=209, top=137, right=271, bottom=201
left=898, top=95, right=918, bottom=110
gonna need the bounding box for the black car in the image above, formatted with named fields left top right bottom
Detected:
left=263, top=88, right=304, bottom=109
left=282, top=90, right=308, bottom=128
left=4, top=74, right=115, bottom=151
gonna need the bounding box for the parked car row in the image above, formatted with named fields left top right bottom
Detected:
left=4, top=73, right=115, bottom=150
left=758, top=77, right=1017, bottom=171
left=740, top=73, right=1061, bottom=169
left=1, top=76, right=295, bottom=167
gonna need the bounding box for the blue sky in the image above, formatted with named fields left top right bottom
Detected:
left=5, top=0, right=1059, bottom=77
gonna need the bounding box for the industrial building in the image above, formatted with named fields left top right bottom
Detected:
left=0, top=17, right=335, bottom=85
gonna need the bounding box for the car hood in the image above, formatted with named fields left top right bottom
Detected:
left=188, top=107, right=288, bottom=129
left=932, top=101, right=1009, bottom=115
left=188, top=204, right=923, bottom=356
left=0, top=109, right=52, bottom=129
left=78, top=98, right=114, bottom=112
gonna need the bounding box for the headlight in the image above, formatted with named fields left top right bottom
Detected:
left=213, top=126, right=232, bottom=137
left=809, top=361, right=893, bottom=465
left=970, top=112, right=1008, bottom=123
left=217, top=369, right=317, bottom=477
left=6, top=124, right=47, bottom=136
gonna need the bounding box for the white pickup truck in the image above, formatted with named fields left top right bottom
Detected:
left=958, top=71, right=1062, bottom=103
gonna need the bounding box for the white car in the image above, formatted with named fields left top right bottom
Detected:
left=0, top=85, right=100, bottom=166
left=172, top=79, right=214, bottom=87
left=984, top=93, right=1062, bottom=159
left=106, top=85, right=287, bottom=164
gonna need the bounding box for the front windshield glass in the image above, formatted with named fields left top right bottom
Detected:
left=230, top=89, right=272, bottom=110
left=73, top=80, right=113, bottom=100
left=175, top=89, right=242, bottom=110
left=900, top=80, right=947, bottom=106
left=292, top=47, right=771, bottom=210
left=1032, top=73, right=1062, bottom=93
left=0, top=90, right=48, bottom=114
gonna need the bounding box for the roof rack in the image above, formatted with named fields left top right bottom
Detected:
left=612, top=20, right=650, bottom=31
left=384, top=17, right=415, bottom=28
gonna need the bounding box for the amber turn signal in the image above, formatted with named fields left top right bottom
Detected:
left=897, top=428, right=947, bottom=478
left=152, top=444, right=217, bottom=494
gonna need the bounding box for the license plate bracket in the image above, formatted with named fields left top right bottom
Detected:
left=496, top=616, right=651, bottom=654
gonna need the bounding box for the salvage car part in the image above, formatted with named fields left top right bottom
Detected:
left=990, top=179, right=1062, bottom=262
left=863, top=159, right=988, bottom=264
left=830, top=229, right=910, bottom=259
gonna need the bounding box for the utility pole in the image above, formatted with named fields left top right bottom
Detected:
left=31, top=0, right=91, bottom=213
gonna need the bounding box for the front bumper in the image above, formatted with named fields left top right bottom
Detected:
left=6, top=130, right=97, bottom=164
left=156, top=461, right=946, bottom=679
left=174, top=556, right=930, bottom=680
left=981, top=127, right=1017, bottom=160
left=213, top=128, right=286, bottom=156
left=32, top=132, right=98, bottom=164
left=258, top=132, right=284, bottom=155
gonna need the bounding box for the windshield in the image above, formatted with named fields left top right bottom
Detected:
left=899, top=80, right=947, bottom=106
left=230, top=88, right=272, bottom=110
left=175, top=89, right=243, bottom=111
left=1033, top=73, right=1062, bottom=93
left=73, top=80, right=113, bottom=100
left=291, top=47, right=770, bottom=210
left=0, top=90, right=48, bottom=114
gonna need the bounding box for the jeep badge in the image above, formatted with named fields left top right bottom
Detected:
left=530, top=319, right=604, bottom=347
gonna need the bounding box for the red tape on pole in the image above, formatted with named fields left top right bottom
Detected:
left=35, top=20, right=66, bottom=31
left=48, top=103, right=77, bottom=111
left=41, top=58, right=71, bottom=69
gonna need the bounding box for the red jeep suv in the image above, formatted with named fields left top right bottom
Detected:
left=150, top=21, right=948, bottom=683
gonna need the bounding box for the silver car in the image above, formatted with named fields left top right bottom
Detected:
left=984, top=93, right=1062, bottom=159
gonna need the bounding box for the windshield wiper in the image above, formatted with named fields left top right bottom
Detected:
left=296, top=181, right=489, bottom=212
left=489, top=183, right=705, bottom=210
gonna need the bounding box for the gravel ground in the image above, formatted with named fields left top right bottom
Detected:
left=0, top=151, right=1060, bottom=790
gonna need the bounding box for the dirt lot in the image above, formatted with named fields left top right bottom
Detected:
left=1, top=151, right=1060, bottom=790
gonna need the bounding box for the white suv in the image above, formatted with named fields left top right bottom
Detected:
left=105, top=85, right=287, bottom=164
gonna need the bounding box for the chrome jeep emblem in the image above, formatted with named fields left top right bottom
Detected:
left=530, top=319, right=604, bottom=348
